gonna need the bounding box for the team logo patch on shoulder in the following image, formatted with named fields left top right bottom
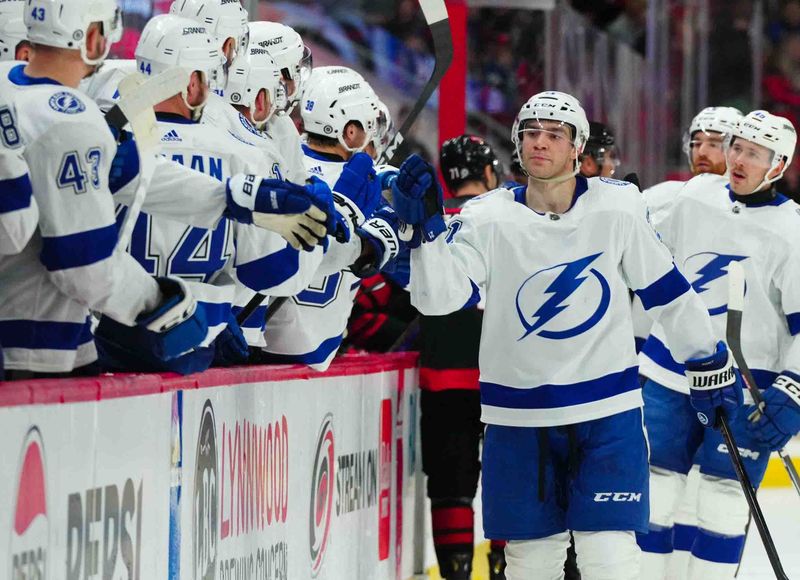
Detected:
left=599, top=177, right=630, bottom=186
left=48, top=92, right=85, bottom=115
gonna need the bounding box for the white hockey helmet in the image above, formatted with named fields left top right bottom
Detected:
left=226, top=49, right=285, bottom=129
left=24, top=0, right=122, bottom=65
left=682, top=106, right=743, bottom=167
left=512, top=90, right=591, bottom=180
left=169, top=0, right=249, bottom=61
left=0, top=0, right=27, bottom=62
left=729, top=109, right=797, bottom=190
left=248, top=21, right=311, bottom=110
left=135, top=15, right=226, bottom=110
left=301, top=65, right=380, bottom=153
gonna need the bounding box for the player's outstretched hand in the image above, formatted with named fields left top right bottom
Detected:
left=96, top=276, right=209, bottom=364
left=212, top=312, right=250, bottom=367
left=392, top=154, right=445, bottom=247
left=685, top=341, right=744, bottom=429
left=332, top=152, right=382, bottom=230
left=351, top=202, right=402, bottom=278
left=225, top=174, right=348, bottom=251
left=747, top=373, right=800, bottom=450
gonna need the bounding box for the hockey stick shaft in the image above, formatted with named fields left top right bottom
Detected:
left=726, top=261, right=800, bottom=496
left=237, top=0, right=453, bottom=327
left=719, top=415, right=788, bottom=579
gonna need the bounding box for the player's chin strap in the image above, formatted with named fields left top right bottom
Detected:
left=748, top=155, right=786, bottom=194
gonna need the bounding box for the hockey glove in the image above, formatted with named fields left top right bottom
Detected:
left=351, top=202, right=402, bottom=278
left=747, top=373, right=800, bottom=451
left=332, top=152, right=382, bottom=230
left=212, top=312, right=250, bottom=367
left=685, top=341, right=743, bottom=429
left=108, top=129, right=141, bottom=194
left=392, top=154, right=445, bottom=248
left=95, top=276, right=209, bottom=363
left=225, top=174, right=348, bottom=251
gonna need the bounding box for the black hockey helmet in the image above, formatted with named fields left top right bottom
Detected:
left=440, top=134, right=500, bottom=191
left=582, top=121, right=616, bottom=162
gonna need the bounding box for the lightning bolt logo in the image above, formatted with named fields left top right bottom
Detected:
left=686, top=252, right=747, bottom=316
left=516, top=253, right=611, bottom=341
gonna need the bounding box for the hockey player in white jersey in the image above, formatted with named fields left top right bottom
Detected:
left=258, top=67, right=401, bottom=371
left=644, top=106, right=742, bottom=226
left=0, top=0, right=209, bottom=377
left=393, top=90, right=743, bottom=580
left=636, top=110, right=800, bottom=580
left=247, top=20, right=312, bottom=183
left=0, top=93, right=36, bottom=255
left=0, top=0, right=30, bottom=62
left=94, top=14, right=341, bottom=373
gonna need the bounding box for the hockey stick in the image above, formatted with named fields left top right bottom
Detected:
left=106, top=68, right=188, bottom=250
left=236, top=0, right=453, bottom=327
left=718, top=415, right=788, bottom=579
left=726, top=261, right=800, bottom=497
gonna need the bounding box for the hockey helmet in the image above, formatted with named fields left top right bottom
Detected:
left=729, top=110, right=797, bottom=190
left=226, top=36, right=286, bottom=128
left=512, top=91, right=590, bottom=179
left=440, top=134, right=500, bottom=191
left=24, top=0, right=122, bottom=65
left=301, top=65, right=380, bottom=153
left=248, top=21, right=312, bottom=111
left=170, top=0, right=249, bottom=62
left=682, top=106, right=743, bottom=168
left=0, top=0, right=26, bottom=62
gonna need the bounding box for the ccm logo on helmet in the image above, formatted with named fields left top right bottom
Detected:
left=593, top=492, right=642, bottom=502
left=338, top=83, right=361, bottom=94
left=182, top=26, right=207, bottom=35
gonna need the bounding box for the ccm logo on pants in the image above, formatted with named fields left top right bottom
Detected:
left=717, top=443, right=761, bottom=460
left=593, top=492, right=642, bottom=502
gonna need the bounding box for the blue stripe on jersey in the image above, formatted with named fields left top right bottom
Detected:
left=262, top=334, right=343, bottom=365
left=40, top=223, right=117, bottom=271
left=9, top=64, right=62, bottom=86
left=636, top=526, right=673, bottom=554
left=752, top=369, right=779, bottom=389
left=350, top=280, right=361, bottom=291
left=462, top=280, right=481, bottom=309
left=0, top=174, right=33, bottom=213
left=236, top=245, right=299, bottom=291
left=635, top=264, right=691, bottom=310
left=0, top=317, right=92, bottom=349
left=641, top=335, right=685, bottom=374
left=199, top=301, right=230, bottom=328
left=511, top=177, right=589, bottom=213
left=692, top=530, right=745, bottom=564
left=232, top=304, right=267, bottom=330
left=787, top=312, right=800, bottom=336
left=480, top=366, right=639, bottom=410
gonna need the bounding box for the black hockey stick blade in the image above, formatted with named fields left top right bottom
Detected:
left=719, top=415, right=788, bottom=579
left=379, top=0, right=453, bottom=166
left=726, top=261, right=800, bottom=496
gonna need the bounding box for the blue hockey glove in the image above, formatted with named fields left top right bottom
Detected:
left=332, top=152, right=382, bottom=230
left=685, top=341, right=743, bottom=429
left=384, top=246, right=411, bottom=289
left=212, top=312, right=249, bottom=367
left=225, top=174, right=349, bottom=250
left=95, top=276, right=210, bottom=371
left=392, top=154, right=445, bottom=248
left=747, top=373, right=800, bottom=451
left=351, top=202, right=402, bottom=278
left=108, top=129, right=140, bottom=194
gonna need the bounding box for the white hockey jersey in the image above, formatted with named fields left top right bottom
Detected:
left=122, top=112, right=323, bottom=346
left=409, top=177, right=719, bottom=427
left=265, top=112, right=307, bottom=184
left=79, top=59, right=137, bottom=112
left=261, top=144, right=364, bottom=370
left=643, top=179, right=686, bottom=228
left=639, top=174, right=800, bottom=392
left=0, top=62, right=161, bottom=372
left=0, top=89, right=37, bottom=255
